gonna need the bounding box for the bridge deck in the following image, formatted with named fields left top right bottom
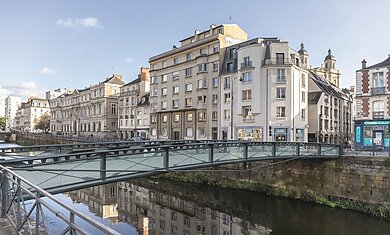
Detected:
left=0, top=141, right=341, bottom=194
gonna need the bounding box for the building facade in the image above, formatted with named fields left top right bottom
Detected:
left=49, top=74, right=125, bottom=139
left=4, top=96, right=21, bottom=131
left=355, top=55, right=390, bottom=149
left=220, top=38, right=309, bottom=141
left=118, top=67, right=150, bottom=139
left=14, top=97, right=50, bottom=132
left=308, top=72, right=353, bottom=144
left=45, top=88, right=71, bottom=100
left=148, top=24, right=248, bottom=140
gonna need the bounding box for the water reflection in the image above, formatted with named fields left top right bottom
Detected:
left=64, top=179, right=390, bottom=235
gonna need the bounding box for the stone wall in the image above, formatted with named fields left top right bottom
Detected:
left=214, top=157, right=390, bottom=204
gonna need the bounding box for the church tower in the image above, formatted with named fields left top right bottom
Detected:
left=298, top=42, right=309, bottom=69
left=311, top=48, right=341, bottom=88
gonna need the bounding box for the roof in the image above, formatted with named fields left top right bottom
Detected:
left=359, top=56, right=390, bottom=71
left=309, top=71, right=350, bottom=100
left=308, top=91, right=322, bottom=104
left=325, top=49, right=335, bottom=61
left=137, top=94, right=149, bottom=106
left=124, top=76, right=141, bottom=86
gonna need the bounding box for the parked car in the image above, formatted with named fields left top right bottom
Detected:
left=131, top=136, right=146, bottom=141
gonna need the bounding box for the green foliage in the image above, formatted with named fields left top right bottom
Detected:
left=34, top=113, right=50, bottom=133
left=0, top=116, right=6, bottom=131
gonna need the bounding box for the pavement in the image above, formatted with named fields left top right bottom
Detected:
left=343, top=149, right=390, bottom=157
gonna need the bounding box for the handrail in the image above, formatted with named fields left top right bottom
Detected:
left=0, top=164, right=121, bottom=235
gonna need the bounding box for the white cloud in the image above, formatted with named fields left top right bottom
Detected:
left=39, top=67, right=55, bottom=75
left=56, top=17, right=104, bottom=30
left=0, top=81, right=46, bottom=116
left=124, top=57, right=134, bottom=63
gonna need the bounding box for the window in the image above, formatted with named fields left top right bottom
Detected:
left=276, top=53, right=285, bottom=64
left=198, top=128, right=205, bottom=137
left=198, top=111, right=206, bottom=121
left=150, top=76, right=158, bottom=84
left=173, top=100, right=179, bottom=108
left=197, top=79, right=207, bottom=89
left=162, top=74, right=168, bottom=83
left=151, top=88, right=158, bottom=97
left=173, top=86, right=179, bottom=94
left=172, top=71, right=179, bottom=80
left=186, top=53, right=192, bottom=61
left=224, top=77, right=231, bottom=89
left=174, top=114, right=180, bottom=122
left=242, top=89, right=252, bottom=101
left=187, top=113, right=193, bottom=122
left=242, top=72, right=252, bottom=83
left=301, top=108, right=306, bottom=119
left=161, top=88, right=167, bottom=96
left=229, top=48, right=236, bottom=59
left=185, top=98, right=192, bottom=107
left=212, top=111, right=217, bottom=120
left=212, top=94, right=218, bottom=104
left=111, top=104, right=117, bottom=114
left=301, top=91, right=305, bottom=103
left=277, top=69, right=286, bottom=82
left=213, top=45, right=219, bottom=53
left=198, top=95, right=207, bottom=104
left=173, top=57, right=179, bottom=64
left=185, top=83, right=192, bottom=92
left=200, top=48, right=206, bottom=55
left=373, top=72, right=385, bottom=88
left=186, top=128, right=193, bottom=137
left=162, top=61, right=166, bottom=68
left=224, top=109, right=230, bottom=119
left=162, top=115, right=168, bottom=123
left=198, top=63, right=207, bottom=72
left=301, top=74, right=306, bottom=88
left=209, top=63, right=218, bottom=73
left=276, top=106, right=286, bottom=117
left=227, top=62, right=234, bottom=72
left=242, top=56, right=251, bottom=67
left=243, top=106, right=252, bottom=119
left=161, top=101, right=167, bottom=109
left=185, top=68, right=192, bottom=77
left=151, top=115, right=157, bottom=123
left=212, top=77, right=219, bottom=87
left=224, top=93, right=231, bottom=103
left=276, top=87, right=286, bottom=99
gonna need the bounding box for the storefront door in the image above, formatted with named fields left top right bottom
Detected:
left=373, top=130, right=384, bottom=148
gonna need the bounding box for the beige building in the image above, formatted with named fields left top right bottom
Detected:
left=118, top=67, right=150, bottom=139
left=148, top=24, right=248, bottom=140
left=311, top=49, right=341, bottom=88
left=4, top=96, right=21, bottom=131
left=220, top=38, right=309, bottom=141
left=14, top=97, right=50, bottom=132
left=49, top=74, right=125, bottom=139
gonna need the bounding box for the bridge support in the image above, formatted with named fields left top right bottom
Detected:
left=100, top=153, right=107, bottom=181
left=208, top=144, right=214, bottom=163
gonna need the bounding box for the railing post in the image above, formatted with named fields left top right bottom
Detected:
left=100, top=153, right=107, bottom=181
left=272, top=143, right=276, bottom=158
left=296, top=143, right=300, bottom=156
left=16, top=178, right=21, bottom=231
left=69, top=212, right=75, bottom=235
left=243, top=143, right=248, bottom=169
left=1, top=170, right=9, bottom=218
left=163, top=147, right=170, bottom=170
left=208, top=144, right=214, bottom=164
left=317, top=143, right=322, bottom=156
left=36, top=192, right=40, bottom=235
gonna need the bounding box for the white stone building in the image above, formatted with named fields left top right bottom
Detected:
left=4, top=96, right=21, bottom=131
left=14, top=97, right=50, bottom=132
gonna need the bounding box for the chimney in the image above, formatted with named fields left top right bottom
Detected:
left=361, top=59, right=367, bottom=69
left=140, top=67, right=150, bottom=82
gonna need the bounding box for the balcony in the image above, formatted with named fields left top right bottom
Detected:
left=240, top=61, right=253, bottom=70
left=276, top=76, right=286, bottom=83
left=373, top=111, right=384, bottom=119
left=371, top=87, right=386, bottom=96
left=263, top=58, right=294, bottom=66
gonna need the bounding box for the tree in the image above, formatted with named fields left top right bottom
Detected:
left=0, top=116, right=6, bottom=131
left=34, top=113, right=50, bottom=133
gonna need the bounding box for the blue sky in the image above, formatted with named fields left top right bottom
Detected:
left=1, top=0, right=389, bottom=113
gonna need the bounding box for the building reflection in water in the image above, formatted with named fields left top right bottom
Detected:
left=65, top=181, right=271, bottom=235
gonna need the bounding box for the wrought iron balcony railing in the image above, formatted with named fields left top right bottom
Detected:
left=373, top=111, right=385, bottom=119
left=371, top=87, right=386, bottom=95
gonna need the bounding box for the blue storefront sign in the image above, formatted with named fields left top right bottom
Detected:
left=354, top=119, right=390, bottom=150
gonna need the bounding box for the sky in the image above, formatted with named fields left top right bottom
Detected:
left=1, top=0, right=390, bottom=115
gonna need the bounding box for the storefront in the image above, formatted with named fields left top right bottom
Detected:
left=237, top=127, right=263, bottom=141
left=354, top=120, right=390, bottom=150
left=274, top=128, right=288, bottom=142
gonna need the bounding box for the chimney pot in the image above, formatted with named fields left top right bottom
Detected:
left=361, top=59, right=367, bottom=69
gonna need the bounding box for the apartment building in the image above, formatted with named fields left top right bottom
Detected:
left=4, top=95, right=21, bottom=131
left=148, top=24, right=248, bottom=140
left=118, top=67, right=150, bottom=139
left=49, top=74, right=125, bottom=139
left=14, top=97, right=50, bottom=132
left=45, top=88, right=71, bottom=100
left=308, top=72, right=353, bottom=144
left=355, top=54, right=390, bottom=149
left=220, top=38, right=309, bottom=141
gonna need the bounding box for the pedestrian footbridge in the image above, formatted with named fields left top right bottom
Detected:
left=0, top=141, right=341, bottom=194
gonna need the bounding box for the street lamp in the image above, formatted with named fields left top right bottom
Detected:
left=231, top=76, right=243, bottom=140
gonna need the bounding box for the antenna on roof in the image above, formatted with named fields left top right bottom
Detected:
left=229, top=16, right=232, bottom=21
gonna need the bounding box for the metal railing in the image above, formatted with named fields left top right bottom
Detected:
left=1, top=141, right=341, bottom=194
left=263, top=58, right=294, bottom=66
left=0, top=165, right=121, bottom=235
left=371, top=87, right=386, bottom=95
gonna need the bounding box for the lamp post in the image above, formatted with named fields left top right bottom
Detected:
left=231, top=76, right=243, bottom=140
